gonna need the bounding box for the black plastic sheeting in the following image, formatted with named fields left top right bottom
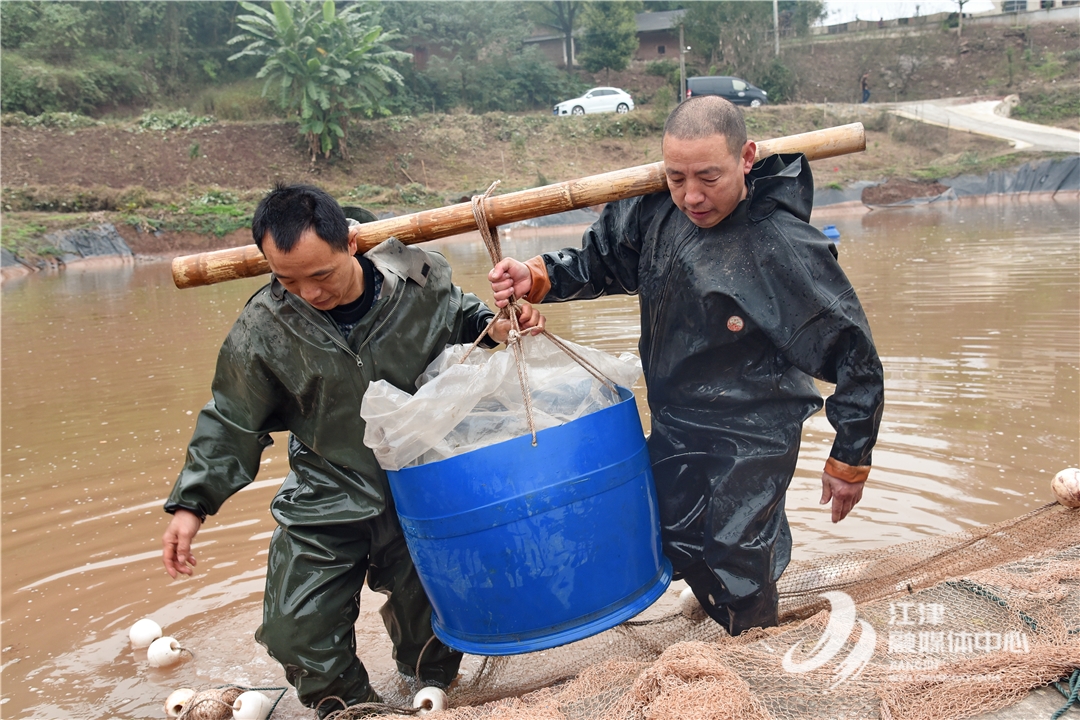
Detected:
left=47, top=223, right=133, bottom=264
left=1, top=248, right=23, bottom=268
left=823, top=155, right=1080, bottom=208
left=943, top=155, right=1079, bottom=197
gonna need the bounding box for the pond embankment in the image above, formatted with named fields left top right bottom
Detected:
left=4, top=153, right=1076, bottom=285
left=3, top=98, right=1077, bottom=284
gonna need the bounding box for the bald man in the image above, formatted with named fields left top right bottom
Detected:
left=490, top=97, right=884, bottom=635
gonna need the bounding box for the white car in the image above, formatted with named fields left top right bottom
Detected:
left=553, top=87, right=634, bottom=116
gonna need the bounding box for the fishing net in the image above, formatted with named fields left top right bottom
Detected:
left=364, top=503, right=1079, bottom=720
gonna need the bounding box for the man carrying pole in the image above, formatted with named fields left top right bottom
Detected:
left=160, top=183, right=544, bottom=716
left=489, top=96, right=885, bottom=636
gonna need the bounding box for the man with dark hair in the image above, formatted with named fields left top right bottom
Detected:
left=162, top=183, right=544, bottom=716
left=490, top=96, right=884, bottom=636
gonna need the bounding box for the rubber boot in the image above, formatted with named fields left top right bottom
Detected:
left=725, top=581, right=779, bottom=636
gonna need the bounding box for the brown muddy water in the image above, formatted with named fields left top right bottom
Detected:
left=2, top=199, right=1078, bottom=719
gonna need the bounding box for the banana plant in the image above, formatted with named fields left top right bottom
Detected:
left=228, top=0, right=409, bottom=161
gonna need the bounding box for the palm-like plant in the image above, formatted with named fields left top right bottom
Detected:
left=228, top=0, right=409, bottom=161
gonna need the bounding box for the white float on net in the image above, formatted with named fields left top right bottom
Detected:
left=232, top=690, right=274, bottom=720
left=1052, top=467, right=1080, bottom=508
left=164, top=687, right=195, bottom=718
left=147, top=636, right=184, bottom=668
left=413, top=686, right=449, bottom=714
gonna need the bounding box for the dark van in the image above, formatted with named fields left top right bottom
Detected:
left=686, top=76, right=768, bottom=107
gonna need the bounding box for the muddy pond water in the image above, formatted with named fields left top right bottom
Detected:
left=2, top=199, right=1077, bottom=719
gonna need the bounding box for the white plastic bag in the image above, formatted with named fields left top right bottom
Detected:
left=361, top=334, right=642, bottom=471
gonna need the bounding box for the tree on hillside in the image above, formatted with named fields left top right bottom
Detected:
left=0, top=1, right=253, bottom=113
left=228, top=0, right=409, bottom=162
left=0, top=1, right=86, bottom=62
left=578, top=1, right=642, bottom=78
left=528, top=1, right=582, bottom=69
left=954, top=0, right=969, bottom=38
left=683, top=1, right=822, bottom=99
left=382, top=2, right=529, bottom=66
left=780, top=1, right=827, bottom=37
left=380, top=2, right=537, bottom=112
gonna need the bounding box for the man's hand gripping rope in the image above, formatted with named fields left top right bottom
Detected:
left=464, top=182, right=617, bottom=446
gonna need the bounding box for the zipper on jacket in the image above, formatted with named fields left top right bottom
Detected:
left=648, top=222, right=699, bottom=376
left=320, top=325, right=365, bottom=367
left=293, top=276, right=406, bottom=369
left=357, top=281, right=406, bottom=358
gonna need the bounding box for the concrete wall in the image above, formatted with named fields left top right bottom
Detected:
left=973, top=4, right=1080, bottom=25
left=809, top=2, right=1079, bottom=37
left=989, top=0, right=1079, bottom=12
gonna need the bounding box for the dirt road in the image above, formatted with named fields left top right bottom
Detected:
left=893, top=97, right=1080, bottom=152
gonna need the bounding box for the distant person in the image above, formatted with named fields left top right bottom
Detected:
left=160, top=183, right=544, bottom=717
left=861, top=71, right=871, bottom=103
left=489, top=96, right=884, bottom=637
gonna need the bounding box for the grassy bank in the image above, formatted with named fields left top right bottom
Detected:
left=0, top=99, right=1069, bottom=262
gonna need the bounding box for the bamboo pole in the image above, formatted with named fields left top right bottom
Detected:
left=172, top=122, right=865, bottom=289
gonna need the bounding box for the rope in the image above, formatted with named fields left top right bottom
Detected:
left=1052, top=668, right=1080, bottom=720
left=247, top=685, right=289, bottom=718
left=308, top=634, right=445, bottom=719
left=415, top=633, right=438, bottom=683
left=468, top=181, right=538, bottom=445
left=541, top=331, right=619, bottom=396
left=319, top=697, right=418, bottom=718
left=462, top=180, right=622, bottom=447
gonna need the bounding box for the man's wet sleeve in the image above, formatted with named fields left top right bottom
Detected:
left=166, top=323, right=285, bottom=518
left=766, top=225, right=884, bottom=469
left=805, top=295, right=884, bottom=469
left=541, top=194, right=660, bottom=301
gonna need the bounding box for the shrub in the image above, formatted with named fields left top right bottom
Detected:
left=0, top=111, right=102, bottom=129
left=650, top=85, right=677, bottom=125
left=191, top=80, right=281, bottom=121
left=0, top=52, right=152, bottom=115
left=136, top=109, right=215, bottom=132
left=391, top=44, right=583, bottom=116
left=395, top=182, right=439, bottom=206
left=756, top=58, right=795, bottom=104
left=646, top=59, right=678, bottom=77
left=346, top=184, right=387, bottom=201
left=192, top=190, right=239, bottom=206
left=1031, top=52, right=1065, bottom=82
left=1013, top=89, right=1080, bottom=125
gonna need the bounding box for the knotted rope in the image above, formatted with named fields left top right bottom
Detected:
left=460, top=181, right=620, bottom=447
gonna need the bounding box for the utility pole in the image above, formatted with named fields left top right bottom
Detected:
left=679, top=23, right=687, bottom=101
left=773, top=0, right=780, bottom=56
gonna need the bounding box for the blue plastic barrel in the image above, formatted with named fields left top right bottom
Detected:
left=386, top=387, right=672, bottom=656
